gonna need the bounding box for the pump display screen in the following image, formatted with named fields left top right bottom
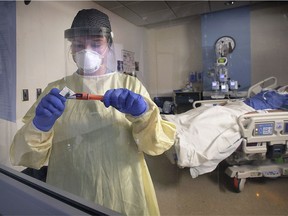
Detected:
left=254, top=122, right=274, bottom=136
left=218, top=58, right=226, bottom=63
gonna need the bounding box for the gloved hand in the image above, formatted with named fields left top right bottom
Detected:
left=103, top=88, right=147, bottom=116
left=33, top=88, right=66, bottom=132
left=244, top=90, right=288, bottom=110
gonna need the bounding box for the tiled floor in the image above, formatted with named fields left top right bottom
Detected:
left=146, top=154, right=288, bottom=216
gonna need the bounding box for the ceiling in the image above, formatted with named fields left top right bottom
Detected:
left=95, top=1, right=256, bottom=27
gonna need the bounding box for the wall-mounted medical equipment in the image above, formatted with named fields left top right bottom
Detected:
left=215, top=36, right=236, bottom=57
left=185, top=71, right=203, bottom=92
left=208, top=36, right=240, bottom=99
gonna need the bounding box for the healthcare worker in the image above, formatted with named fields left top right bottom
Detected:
left=10, top=8, right=176, bottom=216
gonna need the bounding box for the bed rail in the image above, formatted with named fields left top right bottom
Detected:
left=247, top=76, right=278, bottom=97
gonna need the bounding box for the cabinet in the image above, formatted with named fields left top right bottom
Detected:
left=173, top=90, right=202, bottom=114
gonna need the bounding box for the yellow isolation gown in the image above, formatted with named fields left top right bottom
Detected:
left=10, top=72, right=176, bottom=216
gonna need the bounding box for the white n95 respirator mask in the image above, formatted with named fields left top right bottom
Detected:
left=74, top=49, right=102, bottom=74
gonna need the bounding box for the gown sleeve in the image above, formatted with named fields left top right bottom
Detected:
left=10, top=120, right=53, bottom=169
left=10, top=81, right=62, bottom=169
left=125, top=77, right=176, bottom=156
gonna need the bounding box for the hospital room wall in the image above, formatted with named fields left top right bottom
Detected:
left=145, top=3, right=288, bottom=97
left=250, top=3, right=288, bottom=87
left=145, top=17, right=203, bottom=98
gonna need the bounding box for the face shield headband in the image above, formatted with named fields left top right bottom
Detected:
left=64, top=27, right=113, bottom=47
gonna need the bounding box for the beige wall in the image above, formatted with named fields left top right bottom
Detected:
left=145, top=17, right=202, bottom=98
left=251, top=3, right=288, bottom=86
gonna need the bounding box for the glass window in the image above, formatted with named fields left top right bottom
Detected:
left=2, top=1, right=288, bottom=215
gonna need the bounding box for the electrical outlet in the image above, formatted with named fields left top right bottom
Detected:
left=36, top=88, right=42, bottom=99
left=22, top=89, right=29, bottom=101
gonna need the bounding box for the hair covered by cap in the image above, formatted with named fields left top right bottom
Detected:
left=64, top=8, right=113, bottom=41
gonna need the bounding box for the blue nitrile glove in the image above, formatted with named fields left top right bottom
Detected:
left=33, top=88, right=66, bottom=132
left=103, top=88, right=147, bottom=116
left=244, top=90, right=288, bottom=110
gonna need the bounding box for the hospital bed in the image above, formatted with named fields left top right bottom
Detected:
left=164, top=77, right=288, bottom=192
left=225, top=110, right=288, bottom=192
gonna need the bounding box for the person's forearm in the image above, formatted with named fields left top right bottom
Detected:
left=10, top=120, right=53, bottom=169
left=127, top=98, right=176, bottom=155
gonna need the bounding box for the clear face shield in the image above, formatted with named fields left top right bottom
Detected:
left=65, top=34, right=116, bottom=77
left=65, top=28, right=116, bottom=94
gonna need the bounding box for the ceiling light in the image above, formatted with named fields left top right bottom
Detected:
left=224, top=1, right=235, bottom=6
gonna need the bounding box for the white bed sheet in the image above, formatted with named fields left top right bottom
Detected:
left=163, top=100, right=255, bottom=178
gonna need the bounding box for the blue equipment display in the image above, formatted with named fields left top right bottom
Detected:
left=254, top=122, right=274, bottom=136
